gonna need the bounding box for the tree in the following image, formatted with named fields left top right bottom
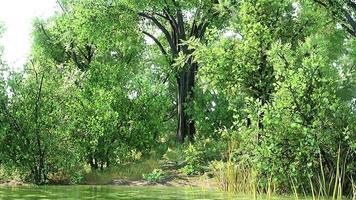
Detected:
left=193, top=0, right=356, bottom=193
left=0, top=23, right=7, bottom=158
left=311, top=0, right=356, bottom=37
left=0, top=60, right=80, bottom=184
left=39, top=0, right=234, bottom=143
left=31, top=1, right=171, bottom=169
left=195, top=0, right=304, bottom=137
left=261, top=27, right=355, bottom=192
left=132, top=0, right=232, bottom=142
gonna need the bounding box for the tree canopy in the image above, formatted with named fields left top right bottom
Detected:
left=0, top=1, right=355, bottom=197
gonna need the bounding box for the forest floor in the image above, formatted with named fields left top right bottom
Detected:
left=110, top=170, right=218, bottom=188
left=0, top=161, right=219, bottom=189
left=0, top=172, right=218, bottom=188
left=0, top=180, right=27, bottom=186
left=0, top=176, right=218, bottom=188
left=83, top=159, right=220, bottom=189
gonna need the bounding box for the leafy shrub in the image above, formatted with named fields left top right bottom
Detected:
left=180, top=164, right=197, bottom=175
left=179, top=130, right=234, bottom=175
left=162, top=147, right=186, bottom=165
left=142, top=169, right=163, bottom=183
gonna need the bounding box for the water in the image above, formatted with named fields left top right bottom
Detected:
left=0, top=185, right=241, bottom=200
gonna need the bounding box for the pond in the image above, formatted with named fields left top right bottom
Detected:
left=0, top=185, right=242, bottom=200
left=0, top=185, right=309, bottom=200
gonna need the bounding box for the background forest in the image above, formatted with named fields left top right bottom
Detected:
left=0, top=0, right=355, bottom=198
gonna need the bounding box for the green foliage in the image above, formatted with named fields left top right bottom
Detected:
left=0, top=63, right=82, bottom=184
left=181, top=136, right=231, bottom=175
left=192, top=0, right=356, bottom=196
left=0, top=1, right=354, bottom=198
left=162, top=131, right=234, bottom=176
left=142, top=169, right=163, bottom=183
left=85, top=159, right=159, bottom=184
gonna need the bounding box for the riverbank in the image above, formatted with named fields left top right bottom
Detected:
left=0, top=180, right=27, bottom=186
left=110, top=173, right=218, bottom=188
left=0, top=169, right=218, bottom=189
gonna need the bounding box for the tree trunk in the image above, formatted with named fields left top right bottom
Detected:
left=138, top=6, right=212, bottom=143
left=187, top=62, right=197, bottom=142
left=177, top=71, right=187, bottom=143
left=176, top=62, right=197, bottom=143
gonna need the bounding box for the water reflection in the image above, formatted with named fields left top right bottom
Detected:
left=0, top=186, right=238, bottom=200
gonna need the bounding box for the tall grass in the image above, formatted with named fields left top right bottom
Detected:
left=286, top=147, right=354, bottom=200
left=212, top=142, right=355, bottom=200
left=84, top=159, right=159, bottom=184
left=210, top=141, right=257, bottom=196
left=303, top=146, right=348, bottom=200
left=352, top=178, right=356, bottom=200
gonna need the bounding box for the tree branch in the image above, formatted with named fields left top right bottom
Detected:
left=139, top=12, right=178, bottom=55
left=142, top=30, right=168, bottom=55
left=56, top=0, right=67, bottom=13
left=343, top=10, right=356, bottom=34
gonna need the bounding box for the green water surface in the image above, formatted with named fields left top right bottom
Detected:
left=0, top=185, right=307, bottom=200
left=0, top=185, right=242, bottom=200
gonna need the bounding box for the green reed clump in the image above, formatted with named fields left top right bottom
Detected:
left=211, top=141, right=356, bottom=200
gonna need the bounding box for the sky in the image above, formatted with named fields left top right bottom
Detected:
left=0, top=0, right=58, bottom=70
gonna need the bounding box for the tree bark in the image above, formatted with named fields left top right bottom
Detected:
left=177, top=71, right=187, bottom=142
left=176, top=61, right=197, bottom=143
left=187, top=62, right=197, bottom=142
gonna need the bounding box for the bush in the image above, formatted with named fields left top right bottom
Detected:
left=142, top=169, right=163, bottom=183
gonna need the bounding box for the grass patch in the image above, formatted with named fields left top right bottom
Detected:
left=83, top=159, right=160, bottom=184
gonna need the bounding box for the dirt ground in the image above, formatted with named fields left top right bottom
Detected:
left=111, top=171, right=219, bottom=189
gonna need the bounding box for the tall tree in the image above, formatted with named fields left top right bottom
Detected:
left=131, top=0, right=232, bottom=142
left=54, top=0, right=233, bottom=142
left=311, top=0, right=356, bottom=37
left=195, top=0, right=303, bottom=136
left=32, top=1, right=172, bottom=169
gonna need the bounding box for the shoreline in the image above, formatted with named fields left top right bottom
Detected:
left=0, top=180, right=27, bottom=186
left=0, top=174, right=219, bottom=189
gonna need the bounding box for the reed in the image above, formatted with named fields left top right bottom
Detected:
left=304, top=146, right=349, bottom=200
left=351, top=178, right=356, bottom=200
left=290, top=177, right=299, bottom=200
left=210, top=141, right=277, bottom=197
left=210, top=141, right=256, bottom=195
left=213, top=141, right=356, bottom=200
